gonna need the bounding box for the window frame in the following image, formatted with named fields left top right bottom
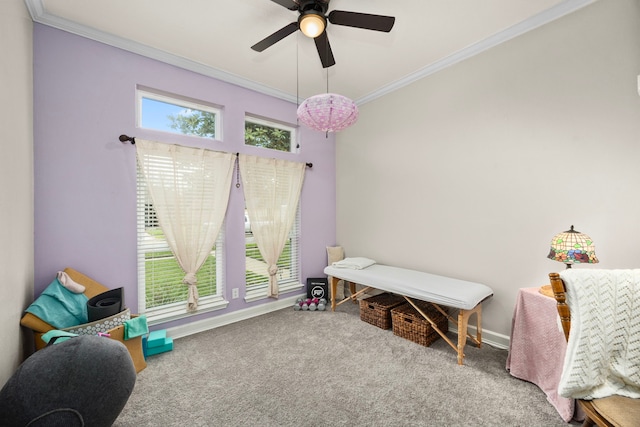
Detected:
left=244, top=114, right=297, bottom=153
left=136, top=88, right=222, bottom=141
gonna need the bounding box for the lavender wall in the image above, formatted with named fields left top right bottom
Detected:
left=33, top=24, right=336, bottom=327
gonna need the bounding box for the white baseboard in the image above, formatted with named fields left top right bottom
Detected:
left=165, top=293, right=511, bottom=351
left=166, top=293, right=305, bottom=340
left=448, top=320, right=510, bottom=350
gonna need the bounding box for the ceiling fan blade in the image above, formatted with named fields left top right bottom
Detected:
left=251, top=22, right=299, bottom=52
left=314, top=31, right=335, bottom=68
left=328, top=10, right=395, bottom=32
left=270, top=0, right=298, bottom=11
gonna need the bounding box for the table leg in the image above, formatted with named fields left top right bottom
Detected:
left=330, top=276, right=338, bottom=311
left=457, top=310, right=467, bottom=365
left=456, top=305, right=483, bottom=365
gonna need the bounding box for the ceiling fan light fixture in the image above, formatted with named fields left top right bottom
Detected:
left=299, top=12, right=326, bottom=38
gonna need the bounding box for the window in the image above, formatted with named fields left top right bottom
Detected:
left=245, top=115, right=296, bottom=153
left=244, top=207, right=302, bottom=301
left=137, top=170, right=227, bottom=324
left=137, top=89, right=221, bottom=140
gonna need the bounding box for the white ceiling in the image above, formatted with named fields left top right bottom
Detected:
left=26, top=0, right=595, bottom=103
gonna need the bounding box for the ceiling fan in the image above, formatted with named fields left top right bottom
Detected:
left=251, top=0, right=395, bottom=68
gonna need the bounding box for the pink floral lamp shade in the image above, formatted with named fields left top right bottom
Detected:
left=297, top=93, right=359, bottom=132
left=547, top=225, right=598, bottom=268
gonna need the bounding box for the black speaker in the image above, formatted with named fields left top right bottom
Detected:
left=306, top=277, right=329, bottom=300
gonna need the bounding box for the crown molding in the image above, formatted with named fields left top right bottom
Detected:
left=24, top=0, right=299, bottom=103
left=356, top=0, right=597, bottom=105
left=25, top=0, right=596, bottom=106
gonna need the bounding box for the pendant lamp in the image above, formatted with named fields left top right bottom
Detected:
left=297, top=93, right=359, bottom=133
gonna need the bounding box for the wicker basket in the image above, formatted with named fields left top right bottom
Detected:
left=359, top=293, right=406, bottom=329
left=391, top=301, right=448, bottom=347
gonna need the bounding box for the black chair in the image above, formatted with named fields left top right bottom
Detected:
left=0, top=335, right=136, bottom=427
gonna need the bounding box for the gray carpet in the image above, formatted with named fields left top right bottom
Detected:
left=115, top=301, right=578, bottom=426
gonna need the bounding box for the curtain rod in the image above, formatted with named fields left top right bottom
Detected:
left=120, top=135, right=312, bottom=168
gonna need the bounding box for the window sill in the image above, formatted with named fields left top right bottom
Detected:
left=145, top=296, right=229, bottom=327
left=244, top=281, right=304, bottom=303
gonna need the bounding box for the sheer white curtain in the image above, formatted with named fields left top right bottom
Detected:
left=239, top=154, right=306, bottom=298
left=136, top=139, right=235, bottom=311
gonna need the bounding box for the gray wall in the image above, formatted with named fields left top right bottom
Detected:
left=336, top=0, right=640, bottom=340
left=0, top=0, right=34, bottom=385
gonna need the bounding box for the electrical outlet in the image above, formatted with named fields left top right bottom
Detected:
left=232, top=288, right=239, bottom=299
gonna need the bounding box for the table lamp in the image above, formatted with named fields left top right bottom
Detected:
left=540, top=225, right=598, bottom=297
left=547, top=225, right=598, bottom=268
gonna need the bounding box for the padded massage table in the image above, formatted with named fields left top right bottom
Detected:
left=323, top=264, right=494, bottom=365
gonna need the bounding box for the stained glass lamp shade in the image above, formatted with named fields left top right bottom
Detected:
left=547, top=225, right=598, bottom=268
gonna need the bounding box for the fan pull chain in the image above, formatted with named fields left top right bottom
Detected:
left=324, top=44, right=330, bottom=139
left=326, top=59, right=329, bottom=93
left=325, top=38, right=329, bottom=139
left=296, top=32, right=301, bottom=150
left=296, top=32, right=300, bottom=116
left=235, top=154, right=240, bottom=188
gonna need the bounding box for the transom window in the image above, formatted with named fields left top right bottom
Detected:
left=244, top=115, right=296, bottom=153
left=137, top=89, right=221, bottom=140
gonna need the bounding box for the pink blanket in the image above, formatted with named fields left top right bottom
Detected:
left=506, top=287, right=580, bottom=422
